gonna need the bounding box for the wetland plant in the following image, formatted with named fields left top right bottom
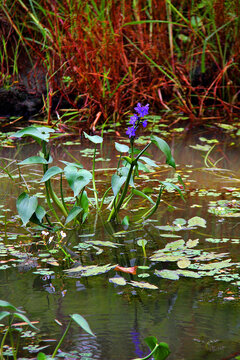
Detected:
left=0, top=300, right=95, bottom=359
left=14, top=103, right=183, bottom=229
left=0, top=300, right=170, bottom=360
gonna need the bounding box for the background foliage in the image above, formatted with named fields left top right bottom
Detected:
left=0, top=0, right=239, bottom=125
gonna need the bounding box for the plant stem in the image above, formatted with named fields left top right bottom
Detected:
left=108, top=161, right=135, bottom=222
left=0, top=327, right=9, bottom=360
left=138, top=344, right=158, bottom=360
left=52, top=319, right=72, bottom=358
left=92, top=145, right=99, bottom=209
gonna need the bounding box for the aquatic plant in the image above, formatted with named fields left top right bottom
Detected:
left=0, top=300, right=38, bottom=360
left=0, top=300, right=170, bottom=359
left=13, top=103, right=183, bottom=228
left=0, top=300, right=95, bottom=359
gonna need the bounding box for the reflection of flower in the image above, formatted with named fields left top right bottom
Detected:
left=131, top=330, right=144, bottom=358
left=126, top=103, right=149, bottom=139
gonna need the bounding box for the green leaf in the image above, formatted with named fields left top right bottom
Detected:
left=115, top=142, right=129, bottom=153
left=40, top=166, right=63, bottom=182
left=109, top=276, right=127, bottom=286
left=16, top=192, right=38, bottom=226
left=86, top=240, right=121, bottom=248
left=155, top=269, right=179, bottom=280
left=0, top=311, right=10, bottom=321
left=122, top=215, right=130, bottom=227
left=188, top=216, right=206, bottom=228
left=176, top=270, right=201, bottom=278
left=80, top=190, right=89, bottom=213
left=150, top=135, right=175, bottom=168
left=165, top=239, right=185, bottom=250
left=64, top=166, right=92, bottom=197
left=13, top=126, right=54, bottom=142
left=70, top=314, right=96, bottom=337
left=144, top=336, right=158, bottom=351
left=37, top=353, right=47, bottom=360
left=84, top=132, right=103, bottom=144
left=111, top=174, right=127, bottom=197
left=13, top=312, right=38, bottom=330
left=177, top=258, right=191, bottom=269
left=137, top=239, right=147, bottom=247
left=65, top=264, right=116, bottom=276
left=19, top=156, right=48, bottom=165
left=132, top=189, right=155, bottom=205
left=35, top=205, right=46, bottom=223
left=161, top=182, right=185, bottom=200
left=129, top=281, right=158, bottom=290
left=145, top=337, right=170, bottom=360
left=65, top=206, right=82, bottom=225
left=0, top=300, right=24, bottom=313
left=140, top=156, right=158, bottom=167
left=60, top=160, right=83, bottom=169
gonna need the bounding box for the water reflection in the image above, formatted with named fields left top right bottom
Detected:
left=1, top=136, right=240, bottom=359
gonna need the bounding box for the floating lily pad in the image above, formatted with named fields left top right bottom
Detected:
left=109, top=276, right=127, bottom=286
left=129, top=281, right=158, bottom=290
left=155, top=269, right=179, bottom=280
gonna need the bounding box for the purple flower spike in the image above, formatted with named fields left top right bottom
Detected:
left=126, top=126, right=136, bottom=138
left=129, top=114, right=138, bottom=125
left=142, top=119, right=147, bottom=128
left=134, top=103, right=149, bottom=117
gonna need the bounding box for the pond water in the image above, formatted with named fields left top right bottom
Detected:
left=1, top=131, right=240, bottom=359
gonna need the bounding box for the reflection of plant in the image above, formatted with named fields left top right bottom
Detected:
left=14, top=103, right=183, bottom=229
left=0, top=300, right=95, bottom=360
left=0, top=300, right=38, bottom=360
left=0, top=300, right=170, bottom=360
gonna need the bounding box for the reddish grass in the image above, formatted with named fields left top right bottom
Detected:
left=0, top=0, right=240, bottom=127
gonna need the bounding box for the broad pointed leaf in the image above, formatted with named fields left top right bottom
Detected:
left=111, top=174, right=127, bottom=197
left=0, top=300, right=24, bottom=313
left=132, top=189, right=155, bottom=205
left=150, top=135, right=175, bottom=168
left=60, top=160, right=83, bottom=169
left=80, top=190, right=89, bottom=213
left=84, top=132, right=103, bottom=144
left=64, top=166, right=92, bottom=197
left=40, top=166, right=63, bottom=182
left=144, top=337, right=170, bottom=360
left=16, top=192, right=38, bottom=226
left=13, top=126, right=54, bottom=142
left=161, top=181, right=185, bottom=200
left=140, top=156, right=158, bottom=167
left=19, top=156, right=48, bottom=165
left=0, top=311, right=10, bottom=321
left=115, top=142, right=129, bottom=153
left=70, top=313, right=96, bottom=337
left=13, top=312, right=38, bottom=330
left=65, top=206, right=82, bottom=225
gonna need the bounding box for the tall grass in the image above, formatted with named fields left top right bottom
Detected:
left=0, top=0, right=239, bottom=125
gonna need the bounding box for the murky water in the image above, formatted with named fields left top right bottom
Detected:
left=1, top=132, right=240, bottom=359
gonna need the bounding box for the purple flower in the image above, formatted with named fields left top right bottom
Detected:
left=142, top=119, right=147, bottom=128
left=126, top=126, right=136, bottom=138
left=129, top=114, right=138, bottom=125
left=134, top=103, right=149, bottom=117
